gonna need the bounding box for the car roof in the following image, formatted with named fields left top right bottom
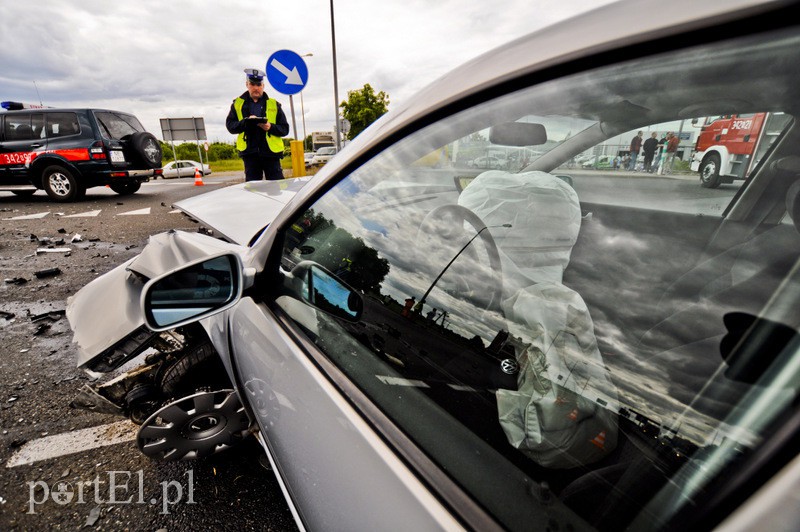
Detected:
left=2, top=108, right=135, bottom=114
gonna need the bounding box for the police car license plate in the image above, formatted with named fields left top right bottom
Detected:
left=109, top=150, right=125, bottom=163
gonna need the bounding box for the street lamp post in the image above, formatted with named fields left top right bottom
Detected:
left=330, top=0, right=341, bottom=151
left=417, top=223, right=511, bottom=309
left=300, top=53, right=313, bottom=150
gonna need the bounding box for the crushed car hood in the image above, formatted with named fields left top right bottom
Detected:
left=67, top=230, right=244, bottom=370
left=174, top=178, right=312, bottom=246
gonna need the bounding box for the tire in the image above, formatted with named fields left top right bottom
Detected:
left=109, top=182, right=141, bottom=195
left=130, top=131, right=162, bottom=169
left=159, top=342, right=231, bottom=398
left=699, top=154, right=722, bottom=189
left=42, top=165, right=85, bottom=202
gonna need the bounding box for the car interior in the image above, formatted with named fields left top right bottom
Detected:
left=274, top=26, right=800, bottom=531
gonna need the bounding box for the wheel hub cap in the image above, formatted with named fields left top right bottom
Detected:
left=137, top=389, right=249, bottom=460
left=49, top=173, right=71, bottom=196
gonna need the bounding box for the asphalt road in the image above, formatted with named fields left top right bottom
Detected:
left=0, top=174, right=298, bottom=531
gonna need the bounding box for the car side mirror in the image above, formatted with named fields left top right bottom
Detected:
left=291, top=261, right=363, bottom=321
left=142, top=253, right=243, bottom=330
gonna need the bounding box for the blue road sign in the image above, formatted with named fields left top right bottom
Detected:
left=265, top=50, right=309, bottom=96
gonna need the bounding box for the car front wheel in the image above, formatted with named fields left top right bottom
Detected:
left=699, top=154, right=722, bottom=188
left=42, top=165, right=85, bottom=202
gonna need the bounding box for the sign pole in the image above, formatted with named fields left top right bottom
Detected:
left=289, top=95, right=298, bottom=141
left=265, top=49, right=310, bottom=178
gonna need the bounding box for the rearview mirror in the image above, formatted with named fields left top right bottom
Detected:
left=489, top=122, right=547, bottom=146
left=142, top=254, right=242, bottom=330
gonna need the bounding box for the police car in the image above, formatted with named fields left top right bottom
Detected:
left=0, top=102, right=162, bottom=201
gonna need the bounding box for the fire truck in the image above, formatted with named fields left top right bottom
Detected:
left=691, top=112, right=790, bottom=188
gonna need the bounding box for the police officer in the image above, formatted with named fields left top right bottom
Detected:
left=226, top=68, right=290, bottom=181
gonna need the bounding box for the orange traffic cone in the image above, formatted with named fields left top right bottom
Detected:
left=589, top=430, right=607, bottom=450
left=194, top=168, right=204, bottom=186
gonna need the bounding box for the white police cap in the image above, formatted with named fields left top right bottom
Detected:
left=244, top=68, right=266, bottom=83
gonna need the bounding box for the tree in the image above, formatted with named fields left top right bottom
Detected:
left=339, top=83, right=389, bottom=140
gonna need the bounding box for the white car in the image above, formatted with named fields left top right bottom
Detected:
left=161, top=160, right=211, bottom=179
left=304, top=152, right=315, bottom=168
left=67, top=2, right=800, bottom=530
left=310, top=146, right=337, bottom=166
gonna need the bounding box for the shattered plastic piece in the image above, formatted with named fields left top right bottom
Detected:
left=0, top=310, right=15, bottom=320
left=85, top=505, right=101, bottom=527
left=30, top=310, right=65, bottom=322
left=33, top=323, right=51, bottom=336
left=36, top=247, right=71, bottom=255
left=4, top=277, right=27, bottom=285
left=34, top=267, right=62, bottom=278
left=71, top=234, right=83, bottom=243
left=57, top=228, right=67, bottom=233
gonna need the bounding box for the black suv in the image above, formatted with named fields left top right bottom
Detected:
left=0, top=105, right=162, bottom=202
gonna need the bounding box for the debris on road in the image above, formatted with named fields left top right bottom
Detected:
left=85, top=505, right=101, bottom=527
left=4, top=277, right=28, bottom=285
left=0, top=310, right=15, bottom=320
left=33, top=323, right=51, bottom=336
left=30, top=310, right=66, bottom=322
left=34, top=268, right=62, bottom=279
left=35, top=248, right=71, bottom=255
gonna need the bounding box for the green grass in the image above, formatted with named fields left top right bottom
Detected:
left=207, top=157, right=321, bottom=176
left=209, top=159, right=244, bottom=172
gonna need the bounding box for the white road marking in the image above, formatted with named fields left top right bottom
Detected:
left=64, top=209, right=102, bottom=218
left=118, top=207, right=151, bottom=216
left=3, top=211, right=50, bottom=220
left=375, top=375, right=429, bottom=388
left=448, top=384, right=477, bottom=392
left=6, top=421, right=137, bottom=468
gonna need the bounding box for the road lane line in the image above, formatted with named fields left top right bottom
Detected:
left=375, top=375, right=430, bottom=388
left=118, top=207, right=151, bottom=216
left=6, top=421, right=137, bottom=468
left=64, top=209, right=102, bottom=218
left=3, top=211, right=50, bottom=220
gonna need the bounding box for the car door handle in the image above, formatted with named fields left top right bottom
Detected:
left=30, top=143, right=42, bottom=148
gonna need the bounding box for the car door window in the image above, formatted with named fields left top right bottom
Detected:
left=274, top=27, right=800, bottom=531
left=46, top=112, right=80, bottom=138
left=4, top=113, right=35, bottom=141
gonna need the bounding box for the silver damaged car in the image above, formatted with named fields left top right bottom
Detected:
left=68, top=0, right=800, bottom=529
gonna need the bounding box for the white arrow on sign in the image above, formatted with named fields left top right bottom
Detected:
left=270, top=58, right=303, bottom=85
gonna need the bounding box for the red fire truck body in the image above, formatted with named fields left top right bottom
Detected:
left=691, top=112, right=788, bottom=188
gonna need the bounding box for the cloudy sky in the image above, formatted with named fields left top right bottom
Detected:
left=0, top=0, right=616, bottom=144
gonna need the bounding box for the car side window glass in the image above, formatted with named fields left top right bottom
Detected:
left=94, top=111, right=144, bottom=140
left=4, top=113, right=34, bottom=141
left=275, top=28, right=800, bottom=531
left=46, top=112, right=80, bottom=138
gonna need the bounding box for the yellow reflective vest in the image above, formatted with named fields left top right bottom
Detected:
left=233, top=97, right=284, bottom=154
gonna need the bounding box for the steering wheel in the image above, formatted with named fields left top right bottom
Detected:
left=415, top=204, right=504, bottom=313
